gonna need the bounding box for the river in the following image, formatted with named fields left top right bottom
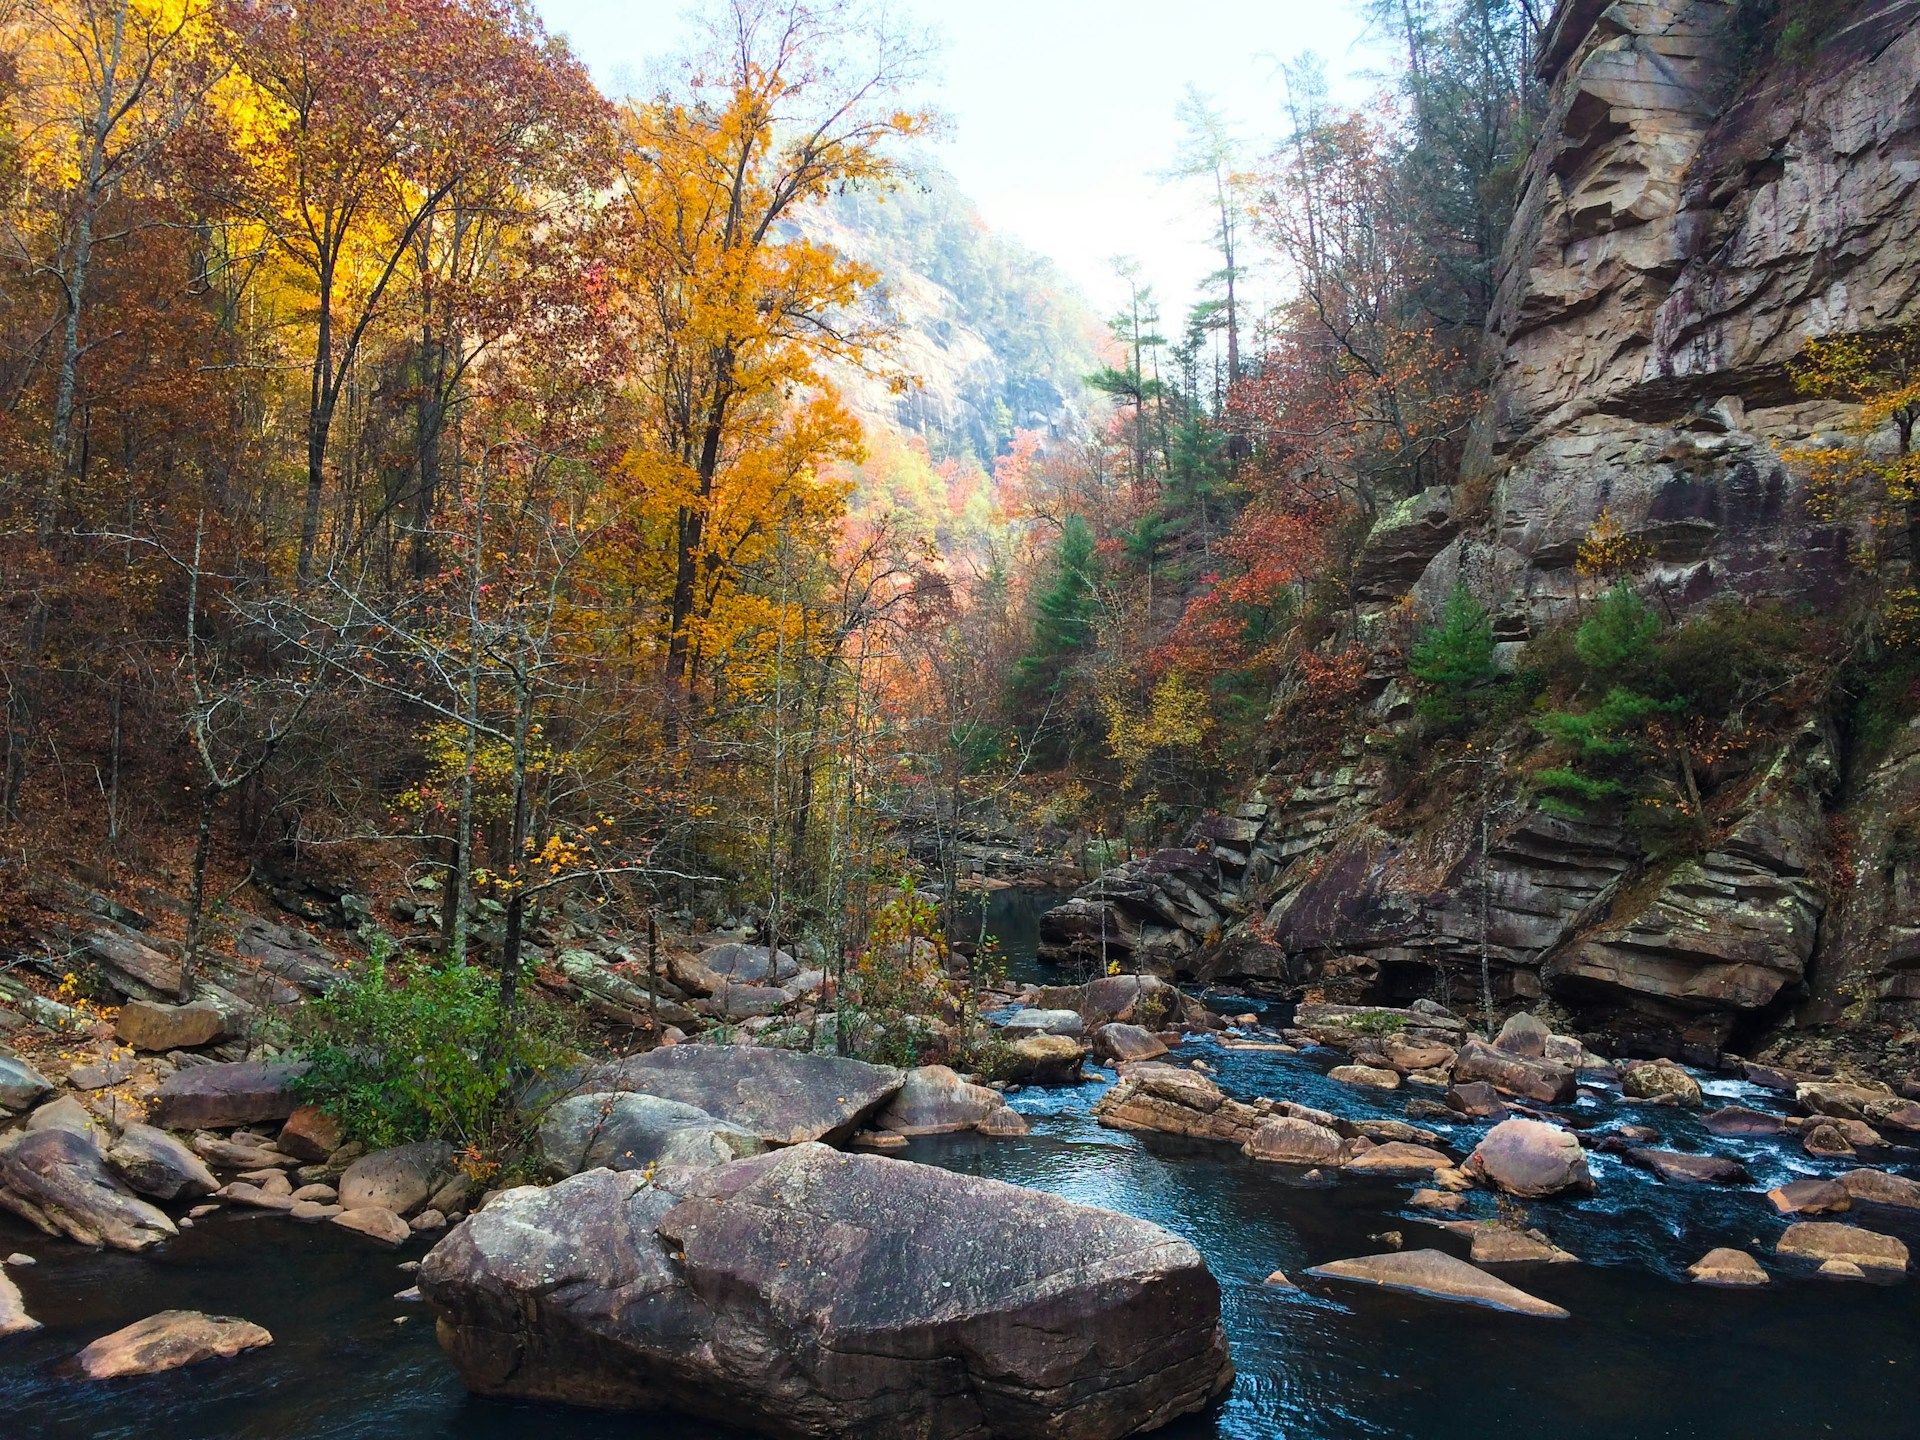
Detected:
left=4, top=889, right=1919, bottom=1439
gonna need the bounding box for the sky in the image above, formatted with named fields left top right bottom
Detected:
left=534, top=1, right=1385, bottom=322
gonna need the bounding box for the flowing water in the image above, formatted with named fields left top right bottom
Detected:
left=5, top=888, right=1920, bottom=1440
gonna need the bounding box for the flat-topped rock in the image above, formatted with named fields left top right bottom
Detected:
left=583, top=1046, right=902, bottom=1146
left=71, top=1310, right=271, bottom=1378
left=1452, top=1040, right=1576, bottom=1105
left=115, top=999, right=226, bottom=1052
left=1688, top=1249, right=1769, bottom=1287
left=1838, top=1168, right=1920, bottom=1212
left=152, top=1061, right=306, bottom=1130
left=1768, top=1177, right=1851, bottom=1215
left=1307, top=1249, right=1567, bottom=1318
left=1000, top=1008, right=1086, bottom=1038
left=1626, top=1148, right=1750, bottom=1186
left=1776, top=1222, right=1909, bottom=1276
left=421, top=1146, right=1234, bottom=1438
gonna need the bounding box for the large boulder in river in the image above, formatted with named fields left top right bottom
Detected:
left=539, top=1093, right=764, bottom=1179
left=1092, top=1023, right=1168, bottom=1064
left=420, top=1146, right=1233, bottom=1439
left=1095, top=1063, right=1263, bottom=1146
left=1492, top=1012, right=1550, bottom=1059
left=1001, top=1008, right=1086, bottom=1039
left=582, top=1046, right=902, bottom=1146
left=106, top=1123, right=218, bottom=1201
left=1451, top=1039, right=1576, bottom=1105
left=1464, top=1119, right=1593, bottom=1198
left=1003, top=1034, right=1086, bottom=1086
left=872, top=1066, right=1022, bottom=1137
left=1621, top=1059, right=1703, bottom=1107
left=152, top=1061, right=306, bottom=1130
left=1243, top=1115, right=1349, bottom=1167
left=0, top=1128, right=176, bottom=1250
left=338, top=1142, right=456, bottom=1216
left=1775, top=1222, right=1909, bottom=1277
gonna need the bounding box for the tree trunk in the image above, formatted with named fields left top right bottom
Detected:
left=181, top=785, right=219, bottom=1003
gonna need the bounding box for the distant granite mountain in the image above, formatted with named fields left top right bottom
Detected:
left=803, top=163, right=1101, bottom=465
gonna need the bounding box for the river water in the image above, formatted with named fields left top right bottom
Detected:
left=5, top=890, right=1919, bottom=1440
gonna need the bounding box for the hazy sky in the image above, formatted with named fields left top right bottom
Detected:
left=534, top=1, right=1383, bottom=322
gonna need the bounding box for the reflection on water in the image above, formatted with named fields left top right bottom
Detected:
left=5, top=887, right=1920, bottom=1440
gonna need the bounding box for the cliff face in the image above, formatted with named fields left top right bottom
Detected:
left=1043, top=0, right=1920, bottom=1064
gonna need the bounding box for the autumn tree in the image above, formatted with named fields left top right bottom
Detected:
left=1784, top=324, right=1920, bottom=573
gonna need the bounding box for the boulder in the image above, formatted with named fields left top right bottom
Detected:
left=420, top=1147, right=1234, bottom=1438
left=1621, top=1060, right=1703, bottom=1107
left=191, top=1134, right=292, bottom=1170
left=1767, top=1178, right=1851, bottom=1216
left=1702, top=1105, right=1785, bottom=1137
left=27, top=1095, right=105, bottom=1145
left=697, top=943, right=799, bottom=986
left=106, top=1124, right=219, bottom=1201
left=704, top=981, right=790, bottom=1021
left=0, top=1269, right=38, bottom=1336
left=1377, top=1035, right=1456, bottom=1074
left=1344, top=1144, right=1465, bottom=1184
left=1451, top=1040, right=1575, bottom=1105
left=1492, top=1012, right=1550, bottom=1059
left=538, top=1093, right=764, bottom=1179
left=582, top=1047, right=903, bottom=1147
left=1464, top=1119, right=1593, bottom=1198
left=1243, top=1116, right=1349, bottom=1167
left=873, top=1066, right=1022, bottom=1137
left=1803, top=1121, right=1859, bottom=1158
left=1794, top=1081, right=1920, bottom=1131
left=0, top=1054, right=54, bottom=1112
left=1625, top=1149, right=1750, bottom=1186
left=1003, top=1034, right=1086, bottom=1086
left=70, top=1311, right=271, bottom=1379
left=1445, top=1080, right=1507, bottom=1117
left=1838, top=1168, right=1920, bottom=1212
left=0, top=1128, right=176, bottom=1250
left=114, top=999, right=226, bottom=1052
left=1775, top=1222, right=1909, bottom=1276
left=338, top=1142, right=455, bottom=1216
left=332, top=1206, right=411, bottom=1246
left=152, top=1061, right=305, bottom=1130
left=276, top=1105, right=344, bottom=1162
left=1096, top=1064, right=1262, bottom=1146
left=1329, top=1064, right=1400, bottom=1091
left=1464, top=1224, right=1576, bottom=1265
left=1688, top=1249, right=1769, bottom=1287
left=1000, top=1008, right=1087, bottom=1039
left=1306, top=1249, right=1567, bottom=1318
left=1091, top=1023, right=1168, bottom=1064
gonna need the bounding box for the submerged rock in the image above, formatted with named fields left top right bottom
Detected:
left=1464, top=1119, right=1593, bottom=1198
left=70, top=1310, right=271, bottom=1378
left=0, top=1128, right=176, bottom=1250
left=1625, top=1149, right=1750, bottom=1186
left=582, top=1047, right=903, bottom=1146
left=1307, top=1249, right=1567, bottom=1319
left=420, top=1146, right=1234, bottom=1439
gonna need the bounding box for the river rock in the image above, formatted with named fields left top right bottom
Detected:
left=1767, top=1177, right=1851, bottom=1216
left=1092, top=1023, right=1168, bottom=1063
left=333, top=1205, right=411, bottom=1246
left=1838, top=1169, right=1920, bottom=1212
left=339, top=1142, right=455, bottom=1216
left=107, top=1124, right=218, bottom=1201
left=1329, top=1064, right=1400, bottom=1091
left=1688, top=1249, right=1769, bottom=1287
left=1445, top=1080, right=1507, bottom=1118
left=873, top=1065, right=1021, bottom=1136
left=1343, top=1143, right=1463, bottom=1183
left=0, top=1054, right=54, bottom=1112
left=1621, top=1060, right=1703, bottom=1107
left=191, top=1134, right=292, bottom=1170
left=1001, top=1008, right=1087, bottom=1039
left=1803, top=1121, right=1859, bottom=1158
left=1626, top=1149, right=1750, bottom=1186
left=1096, top=1063, right=1262, bottom=1145
left=152, top=1061, right=305, bottom=1130
left=1493, top=1012, right=1550, bottom=1059
left=1468, top=1223, right=1577, bottom=1265
left=582, top=1047, right=903, bottom=1146
left=1794, top=1081, right=1920, bottom=1131
left=1464, top=1119, right=1593, bottom=1198
left=420, top=1147, right=1235, bottom=1438
left=276, top=1105, right=344, bottom=1162
left=72, top=1310, right=271, bottom=1378
left=1775, top=1222, right=1909, bottom=1276
left=27, top=1096, right=104, bottom=1145
left=1451, top=1040, right=1575, bottom=1105
left=1306, top=1249, right=1567, bottom=1318
left=222, top=1180, right=293, bottom=1211
left=0, top=1269, right=38, bottom=1335
left=1702, top=1105, right=1785, bottom=1137
left=538, top=1093, right=764, bottom=1179
left=1243, top=1116, right=1349, bottom=1167
left=0, top=1128, right=176, bottom=1250
left=1377, top=1035, right=1456, bottom=1074
left=114, top=999, right=226, bottom=1052
left=1004, top=1033, right=1086, bottom=1085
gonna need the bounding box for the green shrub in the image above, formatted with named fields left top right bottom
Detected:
left=1574, top=581, right=1661, bottom=681
left=293, top=940, right=575, bottom=1164
left=1409, top=584, right=1500, bottom=732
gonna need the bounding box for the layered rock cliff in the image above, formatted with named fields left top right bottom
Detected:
left=1044, top=0, right=1920, bottom=1066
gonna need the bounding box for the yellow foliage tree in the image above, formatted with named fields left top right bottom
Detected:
left=1782, top=325, right=1920, bottom=570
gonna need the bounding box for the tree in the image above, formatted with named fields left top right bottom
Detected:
left=1167, top=86, right=1245, bottom=392
left=1087, top=257, right=1166, bottom=502
left=1015, top=513, right=1101, bottom=703
left=1783, top=324, right=1920, bottom=571
left=1408, top=582, right=1497, bottom=729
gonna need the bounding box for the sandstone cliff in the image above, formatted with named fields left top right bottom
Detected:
left=1044, top=0, right=1920, bottom=1067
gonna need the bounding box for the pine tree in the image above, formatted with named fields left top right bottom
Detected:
left=1409, top=584, right=1498, bottom=729
left=1016, top=516, right=1101, bottom=698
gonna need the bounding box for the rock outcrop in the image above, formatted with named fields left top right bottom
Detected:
left=420, top=1147, right=1234, bottom=1439
left=579, top=1047, right=903, bottom=1147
